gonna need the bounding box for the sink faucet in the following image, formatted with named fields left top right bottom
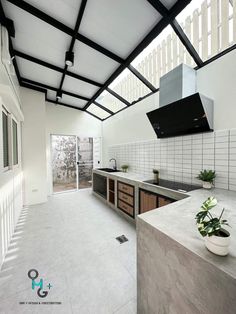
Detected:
left=109, top=158, right=117, bottom=170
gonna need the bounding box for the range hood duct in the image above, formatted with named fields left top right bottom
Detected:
left=147, top=64, right=214, bottom=138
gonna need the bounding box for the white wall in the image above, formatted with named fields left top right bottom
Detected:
left=0, top=100, right=23, bottom=268
left=20, top=87, right=47, bottom=205
left=197, top=50, right=236, bottom=130
left=45, top=103, right=102, bottom=195
left=102, top=49, right=236, bottom=165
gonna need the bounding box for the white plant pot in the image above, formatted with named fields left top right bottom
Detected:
left=205, top=229, right=230, bottom=256
left=202, top=181, right=212, bottom=189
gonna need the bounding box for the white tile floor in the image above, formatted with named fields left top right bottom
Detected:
left=0, top=189, right=137, bottom=314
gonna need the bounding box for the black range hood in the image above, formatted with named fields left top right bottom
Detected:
left=147, top=92, right=214, bottom=138
left=147, top=64, right=214, bottom=139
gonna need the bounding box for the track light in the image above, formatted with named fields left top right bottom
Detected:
left=65, top=51, right=74, bottom=67
left=56, top=91, right=62, bottom=100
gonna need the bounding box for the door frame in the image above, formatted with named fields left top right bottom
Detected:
left=50, top=133, right=78, bottom=194
left=77, top=136, right=94, bottom=190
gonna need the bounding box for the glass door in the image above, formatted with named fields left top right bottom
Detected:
left=77, top=137, right=93, bottom=189
left=51, top=135, right=77, bottom=193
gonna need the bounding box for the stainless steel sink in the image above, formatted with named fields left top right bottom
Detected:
left=98, top=168, right=121, bottom=173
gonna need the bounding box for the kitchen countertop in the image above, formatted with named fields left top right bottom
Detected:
left=93, top=169, right=191, bottom=201
left=138, top=187, right=236, bottom=279
left=93, top=169, right=151, bottom=182
left=94, top=169, right=236, bottom=276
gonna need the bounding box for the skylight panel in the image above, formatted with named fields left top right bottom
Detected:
left=87, top=104, right=110, bottom=120
left=96, top=91, right=126, bottom=113
left=108, top=69, right=151, bottom=104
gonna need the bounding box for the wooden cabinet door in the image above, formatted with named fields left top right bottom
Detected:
left=140, top=190, right=158, bottom=214
left=158, top=196, right=173, bottom=207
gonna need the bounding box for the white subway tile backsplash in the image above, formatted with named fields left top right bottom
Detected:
left=108, top=129, right=236, bottom=191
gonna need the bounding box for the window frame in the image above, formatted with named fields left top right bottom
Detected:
left=1, top=104, right=20, bottom=172
left=12, top=116, right=19, bottom=168
left=2, top=106, right=10, bottom=171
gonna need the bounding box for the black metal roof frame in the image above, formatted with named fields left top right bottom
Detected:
left=1, top=0, right=235, bottom=121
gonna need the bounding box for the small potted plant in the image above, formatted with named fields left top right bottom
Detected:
left=195, top=197, right=230, bottom=256
left=121, top=164, right=129, bottom=173
left=197, top=169, right=216, bottom=189
left=153, top=169, right=159, bottom=184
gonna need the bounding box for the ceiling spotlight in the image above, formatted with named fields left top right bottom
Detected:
left=56, top=91, right=62, bottom=100
left=65, top=51, right=74, bottom=67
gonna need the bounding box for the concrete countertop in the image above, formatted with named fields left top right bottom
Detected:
left=93, top=169, right=236, bottom=277
left=93, top=169, right=150, bottom=182
left=92, top=169, right=190, bottom=201
left=138, top=187, right=236, bottom=279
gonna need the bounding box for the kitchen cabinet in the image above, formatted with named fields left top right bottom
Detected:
left=117, top=181, right=135, bottom=218
left=108, top=179, right=115, bottom=204
left=93, top=173, right=107, bottom=199
left=139, top=189, right=175, bottom=214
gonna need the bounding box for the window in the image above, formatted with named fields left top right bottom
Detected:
left=2, top=109, right=9, bottom=168
left=12, top=119, right=18, bottom=165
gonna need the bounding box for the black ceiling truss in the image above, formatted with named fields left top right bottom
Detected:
left=0, top=0, right=22, bottom=83
left=20, top=79, right=102, bottom=120
left=147, top=0, right=203, bottom=67
left=106, top=88, right=131, bottom=107
left=46, top=98, right=103, bottom=121
left=3, top=0, right=234, bottom=121
left=57, top=0, right=87, bottom=101
left=102, top=89, right=155, bottom=122
left=6, top=0, right=124, bottom=64
left=93, top=101, right=113, bottom=115
left=21, top=77, right=90, bottom=101
left=128, top=64, right=156, bottom=92
left=14, top=50, right=103, bottom=88
left=84, top=0, right=192, bottom=112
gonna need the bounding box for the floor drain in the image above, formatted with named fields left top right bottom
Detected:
left=116, top=235, right=128, bottom=244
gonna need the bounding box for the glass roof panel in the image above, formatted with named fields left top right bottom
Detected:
left=96, top=91, right=126, bottom=113
left=131, top=25, right=196, bottom=88
left=108, top=69, right=151, bottom=104
left=176, top=0, right=235, bottom=61
left=87, top=103, right=110, bottom=120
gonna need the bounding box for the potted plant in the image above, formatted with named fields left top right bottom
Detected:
left=121, top=164, right=129, bottom=173
left=195, top=197, right=230, bottom=256
left=197, top=169, right=216, bottom=189
left=153, top=169, right=159, bottom=184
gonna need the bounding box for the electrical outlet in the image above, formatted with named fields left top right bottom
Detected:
left=32, top=189, right=38, bottom=192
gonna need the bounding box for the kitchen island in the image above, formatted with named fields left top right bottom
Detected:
left=137, top=188, right=236, bottom=314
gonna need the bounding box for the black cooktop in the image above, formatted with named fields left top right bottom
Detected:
left=143, top=179, right=201, bottom=192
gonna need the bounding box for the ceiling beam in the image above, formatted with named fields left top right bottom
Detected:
left=94, top=101, right=113, bottom=115
left=102, top=90, right=156, bottom=121
left=20, top=81, right=47, bottom=94
left=0, top=1, right=21, bottom=83
left=45, top=98, right=83, bottom=111
left=84, top=0, right=192, bottom=110
left=46, top=98, right=102, bottom=121
left=147, top=0, right=203, bottom=67
left=128, top=65, right=156, bottom=92
left=14, top=50, right=103, bottom=87
left=106, top=88, right=131, bottom=107
left=58, top=0, right=87, bottom=94
left=6, top=0, right=124, bottom=64
left=0, top=1, right=15, bottom=37
left=21, top=77, right=90, bottom=101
